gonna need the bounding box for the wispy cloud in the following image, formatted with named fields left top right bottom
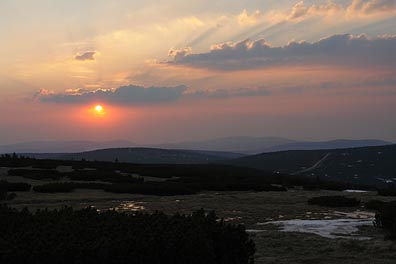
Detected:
left=348, top=0, right=396, bottom=15
left=269, top=0, right=396, bottom=22
left=284, top=1, right=342, bottom=21
left=237, top=10, right=263, bottom=25
left=74, top=51, right=96, bottom=61
left=185, top=86, right=271, bottom=99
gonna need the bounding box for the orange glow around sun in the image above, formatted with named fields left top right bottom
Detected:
left=74, top=103, right=127, bottom=125
left=83, top=104, right=108, bottom=118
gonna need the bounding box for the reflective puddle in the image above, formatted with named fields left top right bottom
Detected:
left=260, top=218, right=374, bottom=240
left=255, top=210, right=375, bottom=240
left=111, top=201, right=146, bottom=212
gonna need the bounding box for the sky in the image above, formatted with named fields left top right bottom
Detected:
left=0, top=0, right=395, bottom=145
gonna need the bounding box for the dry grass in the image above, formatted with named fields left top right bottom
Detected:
left=1, top=167, right=396, bottom=263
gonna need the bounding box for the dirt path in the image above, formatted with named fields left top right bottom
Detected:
left=292, top=152, right=331, bottom=175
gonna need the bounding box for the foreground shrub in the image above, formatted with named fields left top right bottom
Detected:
left=374, top=201, right=396, bottom=240
left=197, top=183, right=287, bottom=192
left=0, top=180, right=31, bottom=192
left=303, top=181, right=348, bottom=191
left=378, top=188, right=396, bottom=197
left=308, top=195, right=360, bottom=207
left=32, top=164, right=58, bottom=169
left=302, top=180, right=373, bottom=192
left=8, top=169, right=61, bottom=180
left=0, top=192, right=16, bottom=201
left=66, top=170, right=144, bottom=184
left=33, top=182, right=107, bottom=193
left=0, top=206, right=255, bottom=264
left=32, top=182, right=194, bottom=196
left=104, top=182, right=197, bottom=196
left=365, top=200, right=386, bottom=210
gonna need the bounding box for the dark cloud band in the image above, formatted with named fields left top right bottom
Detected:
left=36, top=84, right=274, bottom=105
left=38, top=85, right=187, bottom=105
left=168, top=34, right=396, bottom=71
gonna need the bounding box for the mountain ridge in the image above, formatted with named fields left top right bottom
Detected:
left=2, top=137, right=391, bottom=154
left=22, top=147, right=245, bottom=164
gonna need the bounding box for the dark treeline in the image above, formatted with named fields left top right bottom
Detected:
left=0, top=180, right=31, bottom=192
left=0, top=206, right=255, bottom=264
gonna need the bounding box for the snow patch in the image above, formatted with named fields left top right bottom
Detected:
left=260, top=218, right=374, bottom=240
left=343, top=189, right=369, bottom=193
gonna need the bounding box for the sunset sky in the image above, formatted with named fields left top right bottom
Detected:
left=1, top=0, right=395, bottom=145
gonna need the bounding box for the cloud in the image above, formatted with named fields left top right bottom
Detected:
left=287, top=0, right=396, bottom=20
left=168, top=47, right=192, bottom=61
left=286, top=1, right=342, bottom=21
left=38, top=85, right=187, bottom=105
left=167, top=34, right=396, bottom=71
left=185, top=87, right=271, bottom=99
left=238, top=10, right=263, bottom=25
left=360, top=72, right=396, bottom=87
left=36, top=84, right=277, bottom=104
left=248, top=0, right=396, bottom=25
left=348, top=0, right=396, bottom=15
left=74, top=51, right=96, bottom=61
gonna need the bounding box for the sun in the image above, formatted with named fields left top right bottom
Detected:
left=93, top=104, right=106, bottom=116
left=95, top=105, right=103, bottom=112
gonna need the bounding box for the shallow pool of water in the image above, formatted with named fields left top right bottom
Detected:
left=260, top=218, right=374, bottom=240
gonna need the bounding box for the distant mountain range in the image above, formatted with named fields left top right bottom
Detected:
left=23, top=148, right=244, bottom=164
left=228, top=144, right=396, bottom=186
left=0, top=137, right=391, bottom=154
left=0, top=140, right=136, bottom=154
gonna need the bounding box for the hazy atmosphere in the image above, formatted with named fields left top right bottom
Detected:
left=1, top=2, right=396, bottom=264
left=1, top=0, right=396, bottom=145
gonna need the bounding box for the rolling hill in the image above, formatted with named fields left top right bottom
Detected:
left=154, top=136, right=297, bottom=153
left=155, top=137, right=391, bottom=154
left=255, top=139, right=391, bottom=153
left=229, top=144, right=396, bottom=186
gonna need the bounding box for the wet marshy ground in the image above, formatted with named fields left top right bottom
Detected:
left=2, top=178, right=396, bottom=264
